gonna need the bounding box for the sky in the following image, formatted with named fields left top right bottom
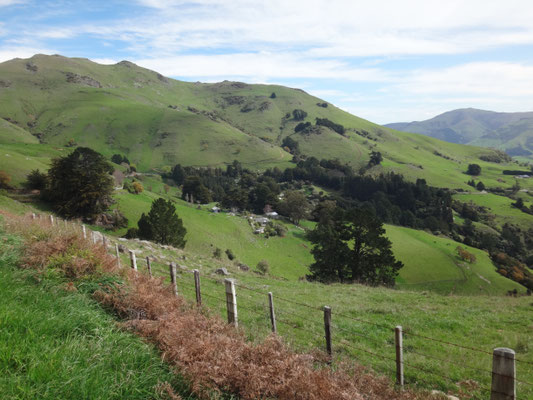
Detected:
left=1, top=0, right=533, bottom=124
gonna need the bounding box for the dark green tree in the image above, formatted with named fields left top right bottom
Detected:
left=466, top=163, right=482, bottom=176
left=308, top=208, right=403, bottom=286
left=25, top=169, right=48, bottom=190
left=172, top=164, right=186, bottom=185
left=137, top=198, right=186, bottom=247
left=44, top=147, right=114, bottom=219
left=292, top=109, right=308, bottom=121
left=181, top=176, right=212, bottom=204
left=368, top=151, right=383, bottom=167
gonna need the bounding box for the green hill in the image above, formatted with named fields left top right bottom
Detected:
left=1, top=55, right=530, bottom=193
left=386, top=108, right=533, bottom=158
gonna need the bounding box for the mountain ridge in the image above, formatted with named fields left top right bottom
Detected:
left=386, top=108, right=533, bottom=157
left=0, top=54, right=524, bottom=191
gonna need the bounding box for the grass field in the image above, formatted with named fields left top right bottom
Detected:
left=103, top=186, right=523, bottom=295
left=454, top=192, right=533, bottom=229
left=0, top=226, right=195, bottom=400
left=1, top=197, right=532, bottom=399
left=117, top=237, right=533, bottom=400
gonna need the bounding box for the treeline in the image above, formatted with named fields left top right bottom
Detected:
left=165, top=157, right=454, bottom=232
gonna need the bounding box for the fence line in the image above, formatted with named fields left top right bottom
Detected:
left=57, top=218, right=531, bottom=399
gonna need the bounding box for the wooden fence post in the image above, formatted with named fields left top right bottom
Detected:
left=324, top=306, right=332, bottom=358
left=146, top=256, right=152, bottom=278
left=491, top=347, right=515, bottom=400
left=193, top=269, right=201, bottom=305
left=268, top=292, right=277, bottom=333
left=82, top=224, right=87, bottom=240
left=225, top=279, right=238, bottom=327
left=129, top=250, right=137, bottom=271
left=91, top=231, right=97, bottom=244
left=49, top=215, right=54, bottom=226
left=102, top=235, right=107, bottom=250
left=169, top=262, right=178, bottom=296
left=115, top=243, right=121, bottom=268
left=395, top=326, right=404, bottom=386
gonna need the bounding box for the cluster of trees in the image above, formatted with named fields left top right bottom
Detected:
left=307, top=207, right=403, bottom=286
left=167, top=157, right=455, bottom=234
left=315, top=117, right=345, bottom=135
left=491, top=252, right=533, bottom=291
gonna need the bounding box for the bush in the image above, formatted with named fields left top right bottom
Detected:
left=213, top=248, right=222, bottom=259
left=466, top=164, right=481, bottom=176
left=292, top=109, right=308, bottom=121
left=0, top=170, right=12, bottom=189
left=132, top=181, right=143, bottom=194
left=270, top=92, right=276, bottom=99
left=257, top=259, right=269, bottom=275
left=315, top=118, right=345, bottom=135
left=225, top=248, right=235, bottom=260
left=273, top=223, right=287, bottom=237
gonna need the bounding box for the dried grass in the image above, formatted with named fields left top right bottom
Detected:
left=4, top=213, right=439, bottom=400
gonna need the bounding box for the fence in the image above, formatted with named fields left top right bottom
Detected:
left=32, top=213, right=533, bottom=400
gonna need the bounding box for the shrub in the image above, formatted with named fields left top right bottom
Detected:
left=292, top=109, right=308, bottom=121
left=466, top=164, right=481, bottom=176
left=132, top=181, right=143, bottom=194
left=213, top=248, right=222, bottom=259
left=0, top=170, right=12, bottom=189
left=225, top=248, right=235, bottom=260
left=256, top=259, right=269, bottom=275
left=270, top=92, right=276, bottom=99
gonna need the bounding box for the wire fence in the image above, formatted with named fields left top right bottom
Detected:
left=32, top=216, right=533, bottom=400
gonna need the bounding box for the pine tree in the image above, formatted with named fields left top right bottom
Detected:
left=138, top=198, right=187, bottom=247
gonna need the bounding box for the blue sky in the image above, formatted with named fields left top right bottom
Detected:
left=1, top=0, right=533, bottom=123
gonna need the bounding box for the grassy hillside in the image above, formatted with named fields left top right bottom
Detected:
left=89, top=180, right=521, bottom=295
left=1, top=54, right=531, bottom=193
left=0, top=225, right=194, bottom=400
left=1, top=194, right=531, bottom=399
left=107, top=222, right=533, bottom=399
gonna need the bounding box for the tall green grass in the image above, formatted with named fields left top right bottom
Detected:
left=0, top=227, right=195, bottom=400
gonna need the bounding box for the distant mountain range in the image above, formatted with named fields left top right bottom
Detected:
left=385, top=108, right=533, bottom=158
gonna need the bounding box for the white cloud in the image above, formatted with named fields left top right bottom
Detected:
left=398, top=62, right=533, bottom=97
left=134, top=52, right=391, bottom=82
left=0, top=0, right=25, bottom=6
left=0, top=47, right=56, bottom=63
left=90, top=57, right=118, bottom=65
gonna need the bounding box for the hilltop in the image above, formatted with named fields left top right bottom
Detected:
left=0, top=54, right=526, bottom=191
left=386, top=108, right=533, bottom=159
